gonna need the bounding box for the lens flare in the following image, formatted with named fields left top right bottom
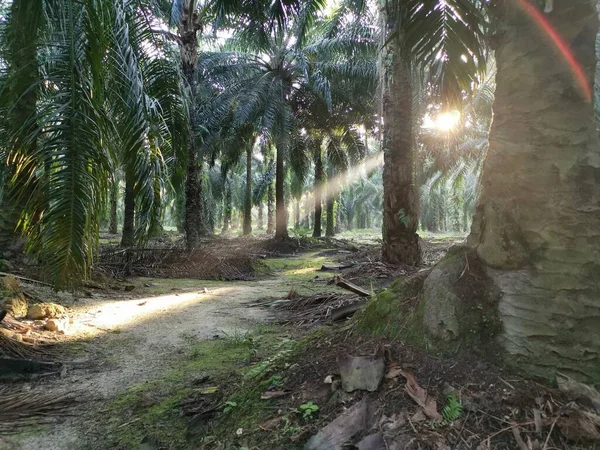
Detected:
left=516, top=0, right=592, bottom=103
left=434, top=110, right=461, bottom=132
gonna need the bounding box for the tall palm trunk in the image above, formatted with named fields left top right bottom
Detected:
left=294, top=199, right=300, bottom=228
left=222, top=181, right=232, bottom=233
left=266, top=176, right=275, bottom=235
left=120, top=170, right=135, bottom=247
left=467, top=0, right=600, bottom=382
left=380, top=6, right=420, bottom=265
left=179, top=2, right=202, bottom=250
left=312, top=148, right=323, bottom=237
left=275, top=147, right=288, bottom=238
left=304, top=192, right=311, bottom=228
left=243, top=144, right=252, bottom=235
left=325, top=168, right=335, bottom=237
left=258, top=202, right=264, bottom=230
left=109, top=174, right=118, bottom=234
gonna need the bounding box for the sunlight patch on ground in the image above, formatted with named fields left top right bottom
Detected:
left=67, top=288, right=235, bottom=339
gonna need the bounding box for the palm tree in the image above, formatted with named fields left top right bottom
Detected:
left=154, top=0, right=326, bottom=247
left=0, top=0, right=185, bottom=287
left=198, top=21, right=361, bottom=239
left=379, top=0, right=487, bottom=265
left=464, top=0, right=600, bottom=382
left=0, top=0, right=43, bottom=249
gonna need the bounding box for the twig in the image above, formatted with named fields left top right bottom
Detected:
left=498, top=376, right=516, bottom=390
left=482, top=420, right=535, bottom=443
left=542, top=418, right=557, bottom=450
left=512, top=422, right=530, bottom=450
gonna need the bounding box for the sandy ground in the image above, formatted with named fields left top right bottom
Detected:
left=3, top=277, right=291, bottom=450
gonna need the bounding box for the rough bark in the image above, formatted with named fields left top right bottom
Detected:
left=466, top=0, right=600, bottom=382
left=267, top=176, right=275, bottom=235
left=179, top=2, right=202, bottom=250
left=313, top=148, right=323, bottom=237
left=222, top=182, right=232, bottom=234
left=120, top=170, right=135, bottom=247
left=108, top=174, right=118, bottom=234
left=294, top=199, right=300, bottom=229
left=380, top=6, right=420, bottom=265
left=243, top=144, right=252, bottom=235
left=275, top=147, right=288, bottom=238
left=304, top=192, right=311, bottom=229
left=326, top=193, right=335, bottom=237
left=258, top=202, right=264, bottom=230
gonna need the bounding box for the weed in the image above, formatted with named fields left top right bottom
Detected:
left=223, top=401, right=238, bottom=414
left=299, top=401, right=319, bottom=420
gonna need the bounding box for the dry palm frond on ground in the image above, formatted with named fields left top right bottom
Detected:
left=0, top=316, right=59, bottom=359
left=268, top=293, right=364, bottom=325
left=0, top=386, right=75, bottom=434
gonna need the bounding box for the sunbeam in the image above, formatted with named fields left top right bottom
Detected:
left=312, top=152, right=384, bottom=204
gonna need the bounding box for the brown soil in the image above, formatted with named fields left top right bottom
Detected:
left=221, top=328, right=592, bottom=449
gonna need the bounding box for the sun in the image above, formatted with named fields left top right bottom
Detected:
left=434, top=110, right=461, bottom=132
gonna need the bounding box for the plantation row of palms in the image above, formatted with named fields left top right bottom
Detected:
left=0, top=0, right=482, bottom=287
left=0, top=0, right=599, bottom=378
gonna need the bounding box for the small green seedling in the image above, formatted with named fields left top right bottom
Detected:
left=223, top=400, right=238, bottom=414
left=299, top=401, right=319, bottom=419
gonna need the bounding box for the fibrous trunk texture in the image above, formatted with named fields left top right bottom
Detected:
left=222, top=182, right=232, bottom=233
left=243, top=144, right=252, bottom=235
left=294, top=199, right=300, bottom=228
left=258, top=202, right=264, bottom=230
left=275, top=147, right=288, bottom=238
left=120, top=170, right=135, bottom=247
left=180, top=3, right=202, bottom=250
left=467, top=0, right=600, bottom=382
left=108, top=174, right=118, bottom=234
left=313, top=149, right=323, bottom=237
left=267, top=175, right=275, bottom=235
left=380, top=8, right=420, bottom=265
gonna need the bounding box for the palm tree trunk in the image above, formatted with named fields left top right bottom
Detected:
left=313, top=149, right=323, bottom=238
left=294, top=199, right=300, bottom=228
left=108, top=174, right=118, bottom=234
left=325, top=167, right=335, bottom=237
left=120, top=170, right=135, bottom=247
left=258, top=202, right=264, bottom=230
left=179, top=2, right=202, bottom=250
left=335, top=197, right=342, bottom=234
left=243, top=144, right=252, bottom=235
left=304, top=192, right=311, bottom=228
left=275, top=147, right=288, bottom=238
left=380, top=7, right=420, bottom=265
left=465, top=0, right=599, bottom=381
left=266, top=178, right=275, bottom=235
left=222, top=182, right=232, bottom=233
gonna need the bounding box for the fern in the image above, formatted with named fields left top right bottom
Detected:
left=441, top=394, right=463, bottom=423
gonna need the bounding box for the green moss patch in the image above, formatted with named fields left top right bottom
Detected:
left=102, top=325, right=296, bottom=450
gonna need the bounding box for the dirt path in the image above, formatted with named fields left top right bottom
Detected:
left=5, top=275, right=296, bottom=450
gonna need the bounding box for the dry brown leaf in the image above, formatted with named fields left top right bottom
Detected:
left=259, top=416, right=282, bottom=431
left=400, top=370, right=442, bottom=420
left=260, top=390, right=288, bottom=400
left=385, top=362, right=402, bottom=379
